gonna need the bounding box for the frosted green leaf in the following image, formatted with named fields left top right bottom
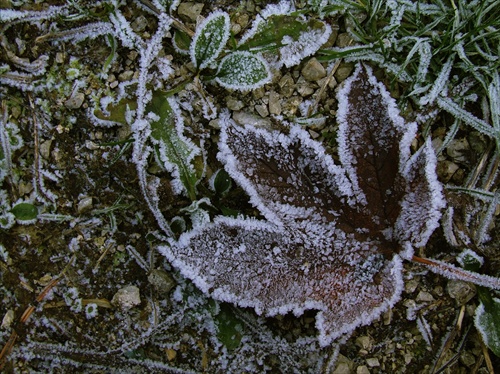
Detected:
left=238, top=9, right=331, bottom=67
left=147, top=93, right=200, bottom=200
left=191, top=11, right=230, bottom=69
left=215, top=51, right=271, bottom=91
left=475, top=296, right=500, bottom=357
left=11, top=202, right=38, bottom=221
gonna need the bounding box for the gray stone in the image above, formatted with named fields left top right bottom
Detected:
left=64, top=91, right=85, bottom=109
left=255, top=103, right=269, bottom=117
left=356, top=366, right=370, bottom=374
left=447, top=280, right=476, bottom=305
left=437, top=160, right=459, bottom=182
left=279, top=73, right=295, bottom=97
left=416, top=290, right=435, bottom=303
left=446, top=138, right=470, bottom=163
left=77, top=196, right=93, bottom=214
left=148, top=269, right=175, bottom=296
left=336, top=32, right=355, bottom=48
left=301, top=58, right=326, bottom=81
left=111, top=285, right=141, bottom=310
left=226, top=96, right=245, bottom=111
left=334, top=63, right=355, bottom=83
left=233, top=111, right=272, bottom=128
left=178, top=3, right=204, bottom=22
left=131, top=15, right=148, bottom=32
left=365, top=358, right=380, bottom=368
left=268, top=91, right=281, bottom=115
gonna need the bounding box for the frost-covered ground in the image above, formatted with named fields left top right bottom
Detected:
left=1, top=1, right=499, bottom=373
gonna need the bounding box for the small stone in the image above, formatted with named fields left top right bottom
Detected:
left=177, top=2, right=204, bottom=22
left=255, top=103, right=269, bottom=117
left=334, top=63, right=355, bottom=83
left=233, top=111, right=272, bottom=128
left=77, top=196, right=93, bottom=214
left=356, top=365, right=370, bottom=374
left=279, top=74, right=295, bottom=97
left=336, top=32, right=354, bottom=48
left=268, top=91, right=281, bottom=115
left=148, top=269, right=176, bottom=296
left=333, top=354, right=354, bottom=374
left=437, top=160, right=459, bottom=182
left=296, top=76, right=315, bottom=97
left=39, top=139, right=52, bottom=160
left=118, top=70, right=134, bottom=82
left=1, top=310, right=15, bottom=329
left=111, top=285, right=141, bottom=310
left=405, top=278, right=419, bottom=293
left=447, top=280, right=476, bottom=306
left=226, top=96, right=245, bottom=111
left=416, top=291, right=435, bottom=303
left=355, top=336, right=373, bottom=351
left=365, top=358, right=380, bottom=368
left=64, top=92, right=85, bottom=109
left=302, top=58, right=326, bottom=81
left=131, top=15, right=148, bottom=32
left=446, top=138, right=470, bottom=163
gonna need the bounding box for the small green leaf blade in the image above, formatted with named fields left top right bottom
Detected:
left=191, top=10, right=230, bottom=69
left=11, top=202, right=38, bottom=221
left=215, top=51, right=271, bottom=91
left=147, top=93, right=200, bottom=200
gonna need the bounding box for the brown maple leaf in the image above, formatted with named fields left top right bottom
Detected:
left=160, top=64, right=447, bottom=346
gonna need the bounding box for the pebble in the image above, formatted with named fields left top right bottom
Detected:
left=148, top=269, right=176, bottom=296
left=356, top=336, right=373, bottom=351
left=356, top=366, right=370, bottom=374
left=437, top=160, right=459, bottom=182
left=333, top=354, right=354, bottom=374
left=177, top=2, right=204, bottom=22
left=226, top=96, right=245, bottom=111
left=336, top=32, right=354, bottom=48
left=279, top=73, right=295, bottom=97
left=268, top=91, right=281, bottom=115
left=131, top=15, right=148, bottom=32
left=1, top=310, right=15, bottom=329
left=416, top=291, right=435, bottom=303
left=296, top=76, right=315, bottom=97
left=118, top=70, right=134, bottom=82
left=111, top=285, right=141, bottom=310
left=446, top=138, right=470, bottom=163
left=255, top=103, right=269, bottom=117
left=365, top=358, right=380, bottom=368
left=334, top=63, right=354, bottom=82
left=65, top=91, right=85, bottom=109
left=301, top=57, right=326, bottom=81
left=77, top=196, right=93, bottom=214
left=446, top=280, right=476, bottom=305
left=233, top=111, right=271, bottom=128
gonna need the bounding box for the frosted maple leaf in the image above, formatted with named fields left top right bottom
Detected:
left=160, top=64, right=446, bottom=346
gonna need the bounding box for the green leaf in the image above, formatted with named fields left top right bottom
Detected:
left=475, top=295, right=500, bottom=357
left=147, top=93, right=200, bottom=200
left=238, top=13, right=331, bottom=67
left=211, top=169, right=231, bottom=195
left=173, top=30, right=191, bottom=54
left=214, top=304, right=244, bottom=350
left=191, top=10, right=230, bottom=69
left=11, top=202, right=38, bottom=221
left=215, top=51, right=271, bottom=91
